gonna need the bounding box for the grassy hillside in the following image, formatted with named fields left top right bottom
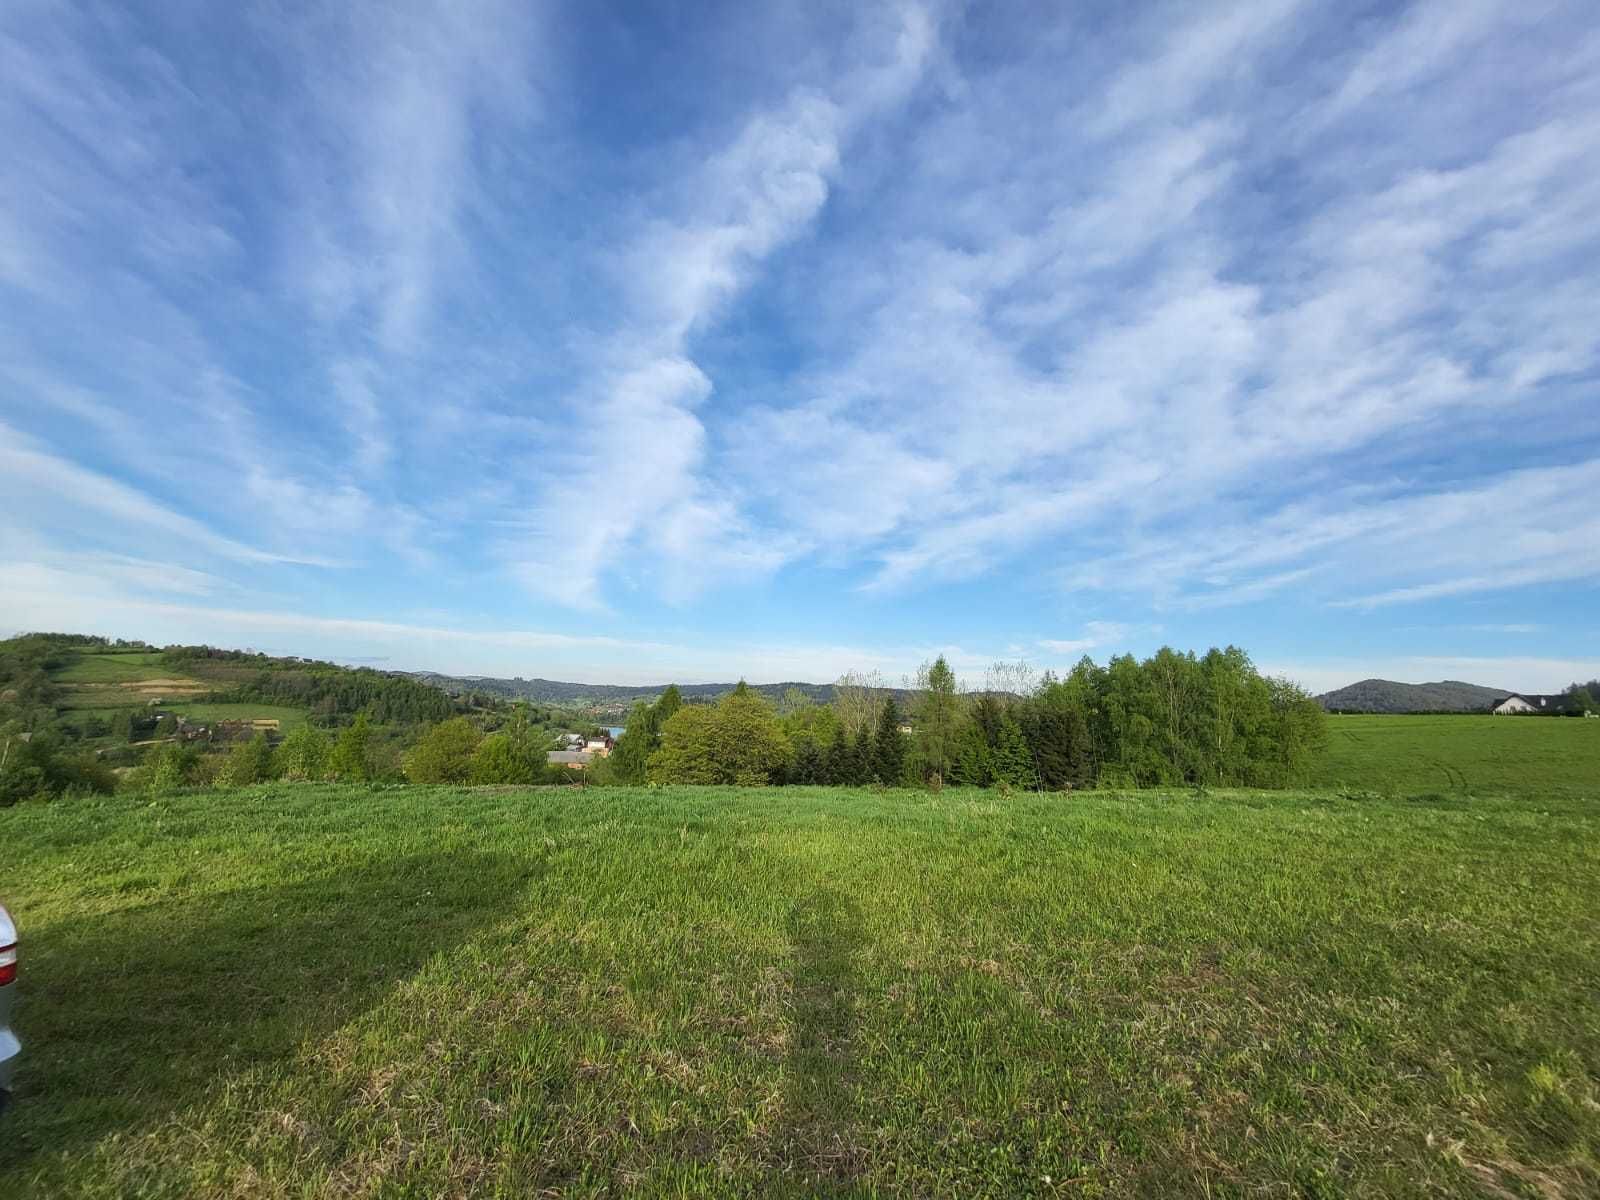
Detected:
left=3, top=785, right=1597, bottom=1197
left=53, top=648, right=216, bottom=709
left=1317, top=714, right=1600, bottom=796
left=27, top=644, right=384, bottom=731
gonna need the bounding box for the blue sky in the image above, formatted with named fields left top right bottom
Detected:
left=3, top=0, right=1598, bottom=691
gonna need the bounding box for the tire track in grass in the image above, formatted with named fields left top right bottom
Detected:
left=771, top=889, right=867, bottom=1192
left=1424, top=756, right=1468, bottom=793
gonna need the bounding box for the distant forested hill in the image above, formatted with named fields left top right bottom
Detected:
left=1317, top=678, right=1509, bottom=713
left=408, top=673, right=911, bottom=709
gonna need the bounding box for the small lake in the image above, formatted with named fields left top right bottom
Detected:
left=606, top=726, right=625, bottom=738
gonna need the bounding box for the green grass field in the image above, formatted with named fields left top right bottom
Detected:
left=53, top=651, right=210, bottom=713
left=52, top=652, right=174, bottom=683
left=3, top=784, right=1596, bottom=1197
left=1317, top=714, right=1600, bottom=797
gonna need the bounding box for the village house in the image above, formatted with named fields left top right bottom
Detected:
left=1490, top=693, right=1570, bottom=715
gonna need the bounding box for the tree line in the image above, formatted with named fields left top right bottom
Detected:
left=598, top=646, right=1326, bottom=790
left=116, top=707, right=586, bottom=793
left=3, top=632, right=1326, bottom=801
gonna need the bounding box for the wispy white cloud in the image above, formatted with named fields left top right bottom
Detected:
left=1039, top=621, right=1134, bottom=656
left=703, top=0, right=1600, bottom=612
left=278, top=0, right=542, bottom=352
left=2, top=0, right=1597, bottom=670
left=510, top=5, right=938, bottom=608
left=1061, top=459, right=1600, bottom=611
left=1, top=557, right=1018, bottom=686
left=0, top=423, right=343, bottom=568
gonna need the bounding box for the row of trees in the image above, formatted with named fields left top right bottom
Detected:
left=137, top=710, right=586, bottom=791
left=401, top=713, right=576, bottom=785
left=600, top=647, right=1325, bottom=790
left=123, top=715, right=384, bottom=792
left=2, top=631, right=1326, bottom=799
left=1561, top=682, right=1598, bottom=715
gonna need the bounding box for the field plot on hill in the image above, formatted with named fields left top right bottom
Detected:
left=53, top=651, right=211, bottom=709
left=3, top=786, right=1596, bottom=1197
left=161, top=701, right=308, bottom=731
left=1317, top=714, right=1600, bottom=797
left=51, top=651, right=169, bottom=682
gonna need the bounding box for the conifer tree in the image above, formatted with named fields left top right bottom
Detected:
left=793, top=738, right=824, bottom=785
left=874, top=697, right=905, bottom=786
left=990, top=715, right=1036, bottom=790
left=852, top=724, right=874, bottom=784
left=824, top=725, right=849, bottom=786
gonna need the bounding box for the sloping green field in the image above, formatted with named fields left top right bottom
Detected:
left=51, top=651, right=211, bottom=712
left=51, top=652, right=171, bottom=683
left=3, top=785, right=1597, bottom=1197
left=1317, top=714, right=1600, bottom=797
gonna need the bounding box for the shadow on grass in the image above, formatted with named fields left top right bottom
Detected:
left=0, top=850, right=532, bottom=1172
left=772, top=888, right=868, bottom=1193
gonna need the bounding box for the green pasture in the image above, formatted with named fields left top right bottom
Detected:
left=1316, top=713, right=1600, bottom=797
left=2, top=785, right=1595, bottom=1197
left=51, top=652, right=172, bottom=683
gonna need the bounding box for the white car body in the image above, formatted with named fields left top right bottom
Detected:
left=0, top=903, right=17, bottom=1105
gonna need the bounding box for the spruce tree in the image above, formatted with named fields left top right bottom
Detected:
left=793, top=738, right=823, bottom=785
left=991, top=715, right=1036, bottom=791
left=609, top=701, right=659, bottom=784
left=824, top=725, right=849, bottom=786
left=874, top=697, right=905, bottom=786
left=852, top=725, right=874, bottom=785
left=951, top=722, right=991, bottom=787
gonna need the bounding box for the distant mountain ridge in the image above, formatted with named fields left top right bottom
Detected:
left=408, top=673, right=914, bottom=710
left=1317, top=678, right=1510, bottom=713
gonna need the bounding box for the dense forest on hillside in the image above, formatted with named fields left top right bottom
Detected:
left=1317, top=678, right=1510, bottom=713
left=1319, top=676, right=1599, bottom=715
left=162, top=644, right=466, bottom=725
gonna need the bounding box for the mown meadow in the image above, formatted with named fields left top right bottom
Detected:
left=1317, top=713, right=1600, bottom=797
left=3, top=776, right=1597, bottom=1197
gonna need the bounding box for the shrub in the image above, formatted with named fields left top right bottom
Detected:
left=127, top=743, right=201, bottom=794
left=469, top=732, right=543, bottom=784
left=328, top=713, right=374, bottom=782
left=218, top=732, right=276, bottom=788
left=404, top=718, right=483, bottom=784
left=276, top=726, right=330, bottom=781
left=648, top=686, right=791, bottom=786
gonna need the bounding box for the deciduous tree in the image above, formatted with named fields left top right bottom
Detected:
left=404, top=717, right=483, bottom=784
left=328, top=713, right=375, bottom=782
left=911, top=656, right=959, bottom=789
